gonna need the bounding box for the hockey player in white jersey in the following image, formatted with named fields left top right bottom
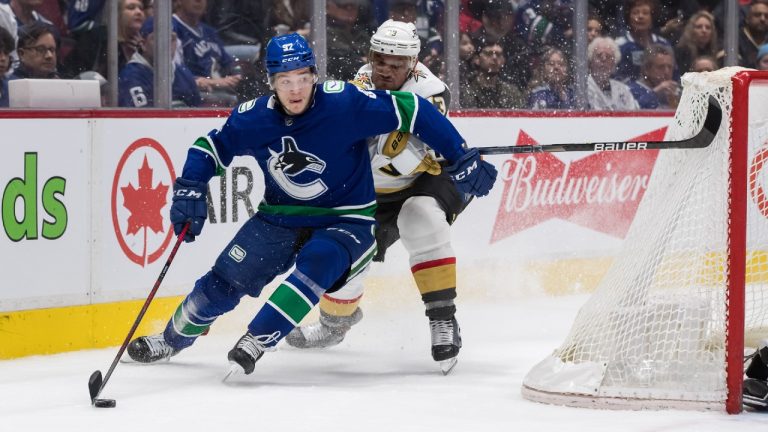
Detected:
left=285, top=20, right=469, bottom=374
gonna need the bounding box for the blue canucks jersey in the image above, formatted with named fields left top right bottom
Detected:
left=118, top=54, right=201, bottom=108
left=67, top=0, right=105, bottom=32
left=615, top=31, right=672, bottom=83
left=528, top=84, right=576, bottom=110
left=172, top=14, right=234, bottom=78
left=182, top=81, right=468, bottom=228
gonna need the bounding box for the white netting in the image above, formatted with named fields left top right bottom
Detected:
left=523, top=68, right=768, bottom=411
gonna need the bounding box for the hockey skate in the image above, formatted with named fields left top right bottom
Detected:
left=430, top=316, right=462, bottom=375
left=127, top=334, right=178, bottom=363
left=224, top=331, right=280, bottom=380
left=743, top=378, right=768, bottom=410
left=744, top=345, right=768, bottom=410
left=284, top=308, right=363, bottom=349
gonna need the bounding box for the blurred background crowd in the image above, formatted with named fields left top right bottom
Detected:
left=0, top=0, right=766, bottom=110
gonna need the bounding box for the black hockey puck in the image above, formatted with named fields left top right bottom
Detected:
left=93, top=398, right=116, bottom=408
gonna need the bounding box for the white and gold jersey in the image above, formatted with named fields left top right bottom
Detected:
left=353, top=62, right=450, bottom=194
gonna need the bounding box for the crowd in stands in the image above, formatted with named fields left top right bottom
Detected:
left=0, top=0, right=767, bottom=110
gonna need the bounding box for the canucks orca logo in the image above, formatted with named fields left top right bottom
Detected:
left=268, top=137, right=328, bottom=200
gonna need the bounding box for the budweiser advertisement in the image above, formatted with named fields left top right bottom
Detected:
left=492, top=128, right=665, bottom=242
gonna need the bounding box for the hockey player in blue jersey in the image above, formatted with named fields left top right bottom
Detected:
left=126, top=33, right=497, bottom=376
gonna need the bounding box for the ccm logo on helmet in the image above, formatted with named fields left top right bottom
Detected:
left=282, top=56, right=299, bottom=63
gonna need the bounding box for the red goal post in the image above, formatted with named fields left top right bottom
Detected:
left=521, top=68, right=768, bottom=414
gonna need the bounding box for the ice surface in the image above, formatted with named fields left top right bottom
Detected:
left=1, top=295, right=765, bottom=431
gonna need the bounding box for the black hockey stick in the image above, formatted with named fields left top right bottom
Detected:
left=478, top=95, right=722, bottom=155
left=88, top=222, right=190, bottom=408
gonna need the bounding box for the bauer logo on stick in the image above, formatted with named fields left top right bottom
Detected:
left=594, top=142, right=648, bottom=151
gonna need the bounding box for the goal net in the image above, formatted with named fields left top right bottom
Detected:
left=522, top=68, right=768, bottom=413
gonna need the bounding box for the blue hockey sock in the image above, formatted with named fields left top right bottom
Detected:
left=247, top=270, right=325, bottom=346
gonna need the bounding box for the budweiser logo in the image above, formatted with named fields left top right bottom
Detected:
left=491, top=128, right=667, bottom=243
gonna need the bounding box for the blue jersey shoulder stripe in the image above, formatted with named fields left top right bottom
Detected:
left=191, top=136, right=226, bottom=176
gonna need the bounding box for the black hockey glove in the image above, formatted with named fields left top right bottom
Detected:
left=445, top=148, right=498, bottom=198
left=170, top=178, right=208, bottom=242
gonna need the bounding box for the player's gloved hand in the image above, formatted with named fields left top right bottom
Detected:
left=170, top=178, right=208, bottom=242
left=445, top=148, right=498, bottom=197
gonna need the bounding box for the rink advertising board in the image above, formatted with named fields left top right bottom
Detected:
left=0, top=110, right=673, bottom=358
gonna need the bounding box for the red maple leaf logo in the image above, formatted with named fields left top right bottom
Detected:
left=121, top=156, right=169, bottom=239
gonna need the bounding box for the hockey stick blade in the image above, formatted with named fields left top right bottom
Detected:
left=478, top=95, right=722, bottom=155
left=88, top=370, right=102, bottom=402
left=86, top=223, right=190, bottom=409
left=88, top=370, right=116, bottom=408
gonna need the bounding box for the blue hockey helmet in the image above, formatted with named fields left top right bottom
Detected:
left=265, top=33, right=316, bottom=76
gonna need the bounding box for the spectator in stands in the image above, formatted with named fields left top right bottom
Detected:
left=0, top=22, right=12, bottom=75
left=0, top=3, right=17, bottom=74
left=205, top=1, right=272, bottom=101
left=173, top=0, right=241, bottom=106
left=738, top=0, right=768, bottom=68
left=512, top=0, right=573, bottom=54
left=4, top=0, right=53, bottom=29
left=757, top=44, right=768, bottom=70
left=470, top=0, right=531, bottom=90
left=460, top=0, right=483, bottom=34
left=587, top=14, right=605, bottom=45
left=690, top=54, right=717, bottom=72
left=461, top=39, right=524, bottom=109
left=588, top=0, right=623, bottom=38
left=459, top=32, right=475, bottom=86
left=61, top=0, right=105, bottom=78
left=207, top=0, right=269, bottom=62
left=0, top=24, right=12, bottom=106
left=62, top=0, right=147, bottom=79
left=388, top=0, right=442, bottom=69
left=8, top=21, right=58, bottom=80
left=143, top=0, right=153, bottom=17
left=326, top=0, right=370, bottom=80
left=0, top=2, right=17, bottom=51
left=587, top=36, right=639, bottom=111
left=675, top=11, right=718, bottom=74
left=528, top=47, right=575, bottom=110
left=118, top=0, right=146, bottom=68
left=268, top=0, right=310, bottom=38
left=615, top=0, right=672, bottom=82
left=118, top=17, right=200, bottom=108
left=627, top=44, right=681, bottom=110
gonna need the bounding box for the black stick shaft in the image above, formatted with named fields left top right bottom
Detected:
left=95, top=223, right=190, bottom=398
left=478, top=95, right=721, bottom=156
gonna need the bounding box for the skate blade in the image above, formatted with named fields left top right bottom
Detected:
left=439, top=357, right=458, bottom=375
left=222, top=362, right=244, bottom=383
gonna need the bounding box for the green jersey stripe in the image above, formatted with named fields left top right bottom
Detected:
left=191, top=136, right=226, bottom=176
left=348, top=243, right=377, bottom=281
left=389, top=90, right=419, bottom=133
left=268, top=283, right=313, bottom=324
